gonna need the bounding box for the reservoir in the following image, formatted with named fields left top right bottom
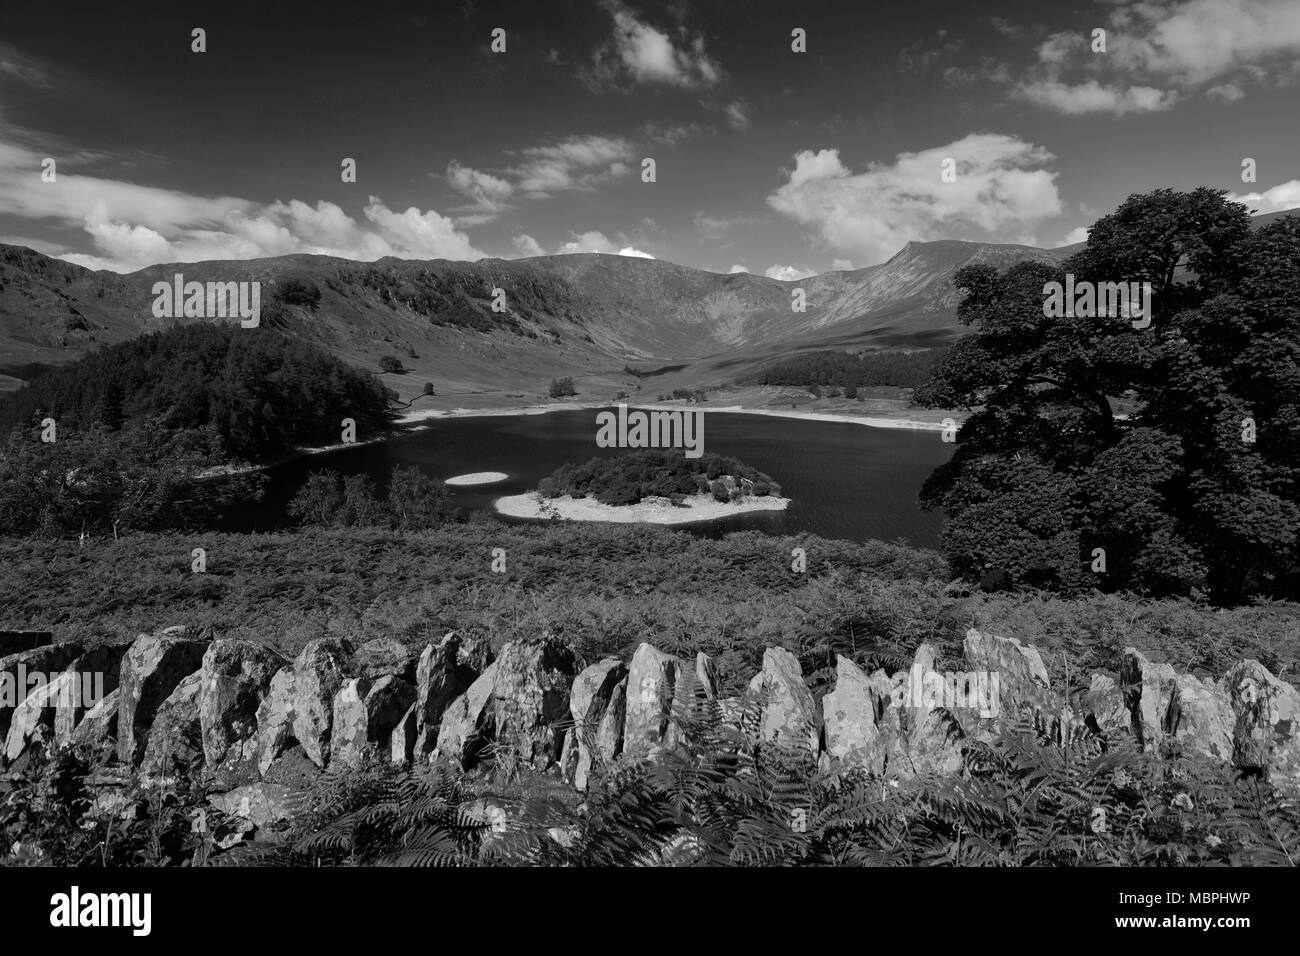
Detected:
left=227, top=409, right=953, bottom=547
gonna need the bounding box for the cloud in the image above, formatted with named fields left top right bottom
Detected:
left=1014, top=80, right=1178, bottom=114
left=510, top=134, right=635, bottom=197
left=511, top=234, right=546, bottom=257
left=722, top=99, right=750, bottom=130
left=727, top=264, right=748, bottom=273
left=590, top=1, right=721, bottom=90
left=0, top=41, right=53, bottom=88
left=899, top=30, right=964, bottom=72
left=1057, top=226, right=1091, bottom=247
left=445, top=160, right=513, bottom=225
left=0, top=139, right=487, bottom=271
left=1227, top=179, right=1300, bottom=213
left=556, top=230, right=654, bottom=258
left=1012, top=0, right=1300, bottom=113
left=764, top=264, right=816, bottom=281
left=831, top=258, right=855, bottom=271
left=767, top=133, right=1063, bottom=266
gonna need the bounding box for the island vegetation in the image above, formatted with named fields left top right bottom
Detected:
left=536, top=449, right=781, bottom=507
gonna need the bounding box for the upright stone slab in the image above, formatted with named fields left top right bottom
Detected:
left=822, top=655, right=889, bottom=773
left=290, top=637, right=352, bottom=768
left=1224, top=659, right=1300, bottom=784
left=623, top=644, right=680, bottom=760
left=491, top=639, right=576, bottom=770
left=198, top=639, right=285, bottom=780
left=435, top=662, right=498, bottom=768
left=117, top=631, right=207, bottom=764
left=1120, top=647, right=1176, bottom=751
left=413, top=633, right=479, bottom=758
left=567, top=658, right=627, bottom=789
left=747, top=646, right=819, bottom=753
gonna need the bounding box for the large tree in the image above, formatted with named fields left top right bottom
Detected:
left=916, top=188, right=1299, bottom=603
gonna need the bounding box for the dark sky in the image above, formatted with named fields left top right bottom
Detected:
left=1, top=0, right=1297, bottom=276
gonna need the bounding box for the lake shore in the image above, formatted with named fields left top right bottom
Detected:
left=397, top=401, right=949, bottom=432
left=495, top=490, right=790, bottom=525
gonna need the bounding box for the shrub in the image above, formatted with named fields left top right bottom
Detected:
left=378, top=355, right=404, bottom=373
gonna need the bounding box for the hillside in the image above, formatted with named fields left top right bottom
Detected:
left=1, top=207, right=1293, bottom=400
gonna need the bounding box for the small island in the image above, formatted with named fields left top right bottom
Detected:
left=445, top=471, right=508, bottom=487
left=494, top=450, right=789, bottom=525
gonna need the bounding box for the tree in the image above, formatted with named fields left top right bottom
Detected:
left=549, top=377, right=576, bottom=398
left=379, top=355, right=404, bottom=373
left=287, top=470, right=345, bottom=527
left=915, top=188, right=1298, bottom=603
left=387, top=465, right=450, bottom=529
left=422, top=382, right=436, bottom=396
left=844, top=384, right=858, bottom=400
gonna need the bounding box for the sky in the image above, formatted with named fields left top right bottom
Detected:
left=1, top=0, right=1298, bottom=278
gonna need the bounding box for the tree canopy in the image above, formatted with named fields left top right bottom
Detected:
left=916, top=188, right=1299, bottom=603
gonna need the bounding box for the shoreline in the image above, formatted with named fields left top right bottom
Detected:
left=396, top=401, right=950, bottom=432
left=495, top=490, right=790, bottom=525
left=200, top=398, right=954, bottom=479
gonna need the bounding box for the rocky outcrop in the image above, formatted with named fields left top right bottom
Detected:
left=290, top=638, right=351, bottom=767
left=354, top=637, right=420, bottom=684
left=822, top=656, right=890, bottom=774
left=1224, top=659, right=1300, bottom=784
left=138, top=673, right=204, bottom=787
left=566, top=658, right=627, bottom=790
left=436, top=662, right=498, bottom=767
left=747, top=646, right=819, bottom=753
left=330, top=675, right=417, bottom=767
left=492, top=639, right=575, bottom=770
left=623, top=643, right=680, bottom=759
left=117, top=631, right=208, bottom=764
left=413, top=633, right=481, bottom=758
left=1120, top=647, right=1177, bottom=751
left=199, top=640, right=285, bottom=784
left=0, top=642, right=85, bottom=740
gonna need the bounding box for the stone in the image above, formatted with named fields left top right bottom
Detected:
left=208, top=783, right=292, bottom=829
left=354, top=637, right=420, bottom=683
left=963, top=628, right=1053, bottom=719
left=0, top=642, right=84, bottom=740
left=138, top=673, right=204, bottom=787
left=70, top=689, right=120, bottom=751
left=261, top=744, right=320, bottom=789
left=567, top=658, right=627, bottom=790
left=822, top=655, right=889, bottom=774
left=1163, top=673, right=1233, bottom=761
left=1224, top=660, right=1300, bottom=784
left=116, top=631, right=207, bottom=764
left=595, top=677, right=628, bottom=764
left=5, top=672, right=80, bottom=762
left=290, top=638, right=352, bottom=768
left=52, top=645, right=126, bottom=744
left=747, top=646, right=819, bottom=753
left=492, top=639, right=575, bottom=770
left=256, top=667, right=297, bottom=775
left=392, top=703, right=418, bottom=765
left=1081, top=674, right=1129, bottom=737
left=623, top=643, right=681, bottom=759
left=198, top=639, right=284, bottom=779
left=413, top=633, right=479, bottom=758
left=1120, top=647, right=1177, bottom=751
left=435, top=662, right=498, bottom=767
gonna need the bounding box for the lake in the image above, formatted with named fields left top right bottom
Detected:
left=225, top=410, right=954, bottom=547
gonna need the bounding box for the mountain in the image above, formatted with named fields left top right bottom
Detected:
left=1, top=208, right=1294, bottom=399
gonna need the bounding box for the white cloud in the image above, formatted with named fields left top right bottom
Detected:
left=511, top=135, right=635, bottom=197
left=727, top=264, right=748, bottom=273
left=555, top=230, right=655, bottom=259
left=767, top=133, right=1063, bottom=266
left=1057, top=226, right=1091, bottom=247
left=1014, top=80, right=1178, bottom=114
left=593, top=1, right=721, bottom=89
left=1013, top=0, right=1300, bottom=113
left=831, top=258, right=855, bottom=271
left=446, top=160, right=513, bottom=225
left=1227, top=179, right=1300, bottom=213
left=0, top=141, right=487, bottom=271
left=511, top=234, right=546, bottom=257
left=764, top=264, right=816, bottom=281
left=723, top=99, right=750, bottom=131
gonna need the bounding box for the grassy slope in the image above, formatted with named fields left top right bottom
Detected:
left=1, top=522, right=1294, bottom=693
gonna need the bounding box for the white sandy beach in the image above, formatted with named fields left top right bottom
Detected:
left=494, top=491, right=790, bottom=525
left=445, top=471, right=508, bottom=486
